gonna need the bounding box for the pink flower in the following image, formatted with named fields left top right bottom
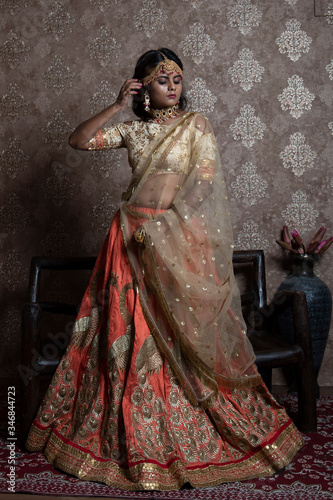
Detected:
left=315, top=237, right=333, bottom=254
left=276, top=226, right=333, bottom=256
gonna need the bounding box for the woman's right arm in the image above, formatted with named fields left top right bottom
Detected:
left=69, top=79, right=142, bottom=150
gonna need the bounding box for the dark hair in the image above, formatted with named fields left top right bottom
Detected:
left=132, top=48, right=187, bottom=121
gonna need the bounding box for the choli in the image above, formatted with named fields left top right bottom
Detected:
left=88, top=115, right=217, bottom=181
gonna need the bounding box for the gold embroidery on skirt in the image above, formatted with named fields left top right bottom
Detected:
left=119, top=280, right=134, bottom=328
left=110, top=271, right=119, bottom=289
left=135, top=335, right=163, bottom=374
left=107, top=279, right=135, bottom=379
left=108, top=334, right=131, bottom=377
left=29, top=419, right=303, bottom=490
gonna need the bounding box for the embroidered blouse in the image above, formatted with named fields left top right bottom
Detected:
left=88, top=119, right=216, bottom=180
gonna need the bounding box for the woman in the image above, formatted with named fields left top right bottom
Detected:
left=26, top=48, right=303, bottom=491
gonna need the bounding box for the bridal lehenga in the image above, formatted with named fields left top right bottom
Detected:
left=26, top=113, right=303, bottom=490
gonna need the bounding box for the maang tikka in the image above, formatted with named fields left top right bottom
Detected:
left=142, top=52, right=183, bottom=86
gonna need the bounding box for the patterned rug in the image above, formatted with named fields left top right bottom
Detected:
left=0, top=395, right=332, bottom=499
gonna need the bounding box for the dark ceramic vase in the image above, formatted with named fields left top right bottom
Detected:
left=277, top=254, right=332, bottom=398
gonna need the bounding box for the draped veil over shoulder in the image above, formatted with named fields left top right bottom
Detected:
left=120, top=113, right=260, bottom=403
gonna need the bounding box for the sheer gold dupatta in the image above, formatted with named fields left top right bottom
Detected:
left=120, top=114, right=260, bottom=405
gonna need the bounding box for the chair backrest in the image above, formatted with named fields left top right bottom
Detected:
left=24, top=256, right=99, bottom=374
left=28, top=256, right=97, bottom=304
left=25, top=251, right=267, bottom=377
left=28, top=252, right=266, bottom=308
left=232, top=250, right=267, bottom=309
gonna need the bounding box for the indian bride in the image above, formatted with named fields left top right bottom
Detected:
left=26, top=48, right=303, bottom=490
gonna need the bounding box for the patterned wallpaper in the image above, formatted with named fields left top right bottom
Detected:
left=1, top=0, right=332, bottom=386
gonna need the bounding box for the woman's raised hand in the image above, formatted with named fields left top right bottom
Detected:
left=115, top=79, right=143, bottom=109
left=69, top=79, right=143, bottom=149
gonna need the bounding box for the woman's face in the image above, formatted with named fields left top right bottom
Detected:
left=148, top=71, right=182, bottom=109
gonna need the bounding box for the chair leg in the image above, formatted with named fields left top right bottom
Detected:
left=20, top=303, right=41, bottom=445
left=289, top=290, right=317, bottom=432
left=296, top=361, right=317, bottom=432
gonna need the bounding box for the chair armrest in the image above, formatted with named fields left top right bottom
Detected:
left=249, top=290, right=311, bottom=347
left=249, top=290, right=312, bottom=358
left=21, top=301, right=77, bottom=374
left=29, top=256, right=97, bottom=302
left=274, top=290, right=312, bottom=353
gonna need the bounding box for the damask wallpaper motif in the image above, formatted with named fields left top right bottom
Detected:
left=0, top=0, right=332, bottom=386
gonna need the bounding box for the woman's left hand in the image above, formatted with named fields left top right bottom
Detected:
left=115, top=79, right=143, bottom=110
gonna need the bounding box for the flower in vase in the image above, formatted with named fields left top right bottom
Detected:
left=276, top=226, right=333, bottom=256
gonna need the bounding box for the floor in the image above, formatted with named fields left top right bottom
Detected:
left=1, top=495, right=124, bottom=500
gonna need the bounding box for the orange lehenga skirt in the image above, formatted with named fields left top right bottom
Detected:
left=26, top=207, right=303, bottom=491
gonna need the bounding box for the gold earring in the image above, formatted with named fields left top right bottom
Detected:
left=144, top=91, right=150, bottom=112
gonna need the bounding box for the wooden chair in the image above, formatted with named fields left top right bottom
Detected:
left=233, top=250, right=317, bottom=432
left=20, top=256, right=97, bottom=443
left=20, top=250, right=317, bottom=444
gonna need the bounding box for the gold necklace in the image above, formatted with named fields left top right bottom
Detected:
left=148, top=104, right=180, bottom=123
